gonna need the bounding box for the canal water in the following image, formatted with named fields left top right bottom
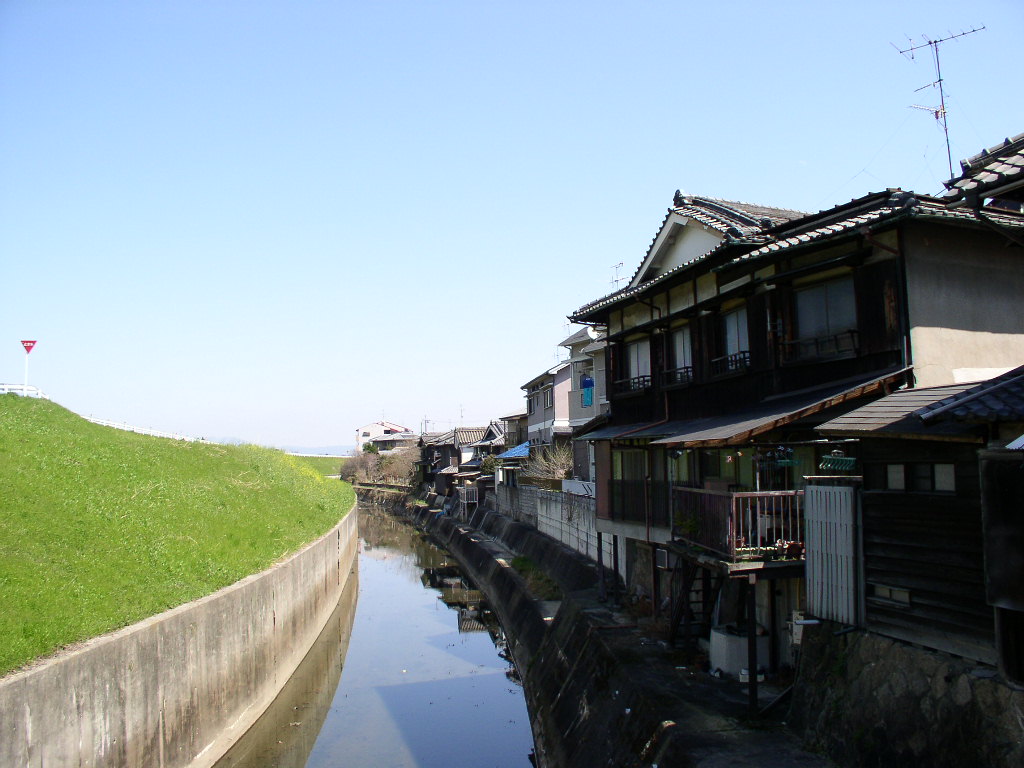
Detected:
left=216, top=505, right=534, bottom=767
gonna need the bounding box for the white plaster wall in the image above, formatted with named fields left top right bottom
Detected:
left=904, top=223, right=1024, bottom=387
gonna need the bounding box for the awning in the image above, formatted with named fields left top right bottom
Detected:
left=575, top=422, right=650, bottom=441
left=817, top=382, right=981, bottom=441
left=652, top=370, right=908, bottom=448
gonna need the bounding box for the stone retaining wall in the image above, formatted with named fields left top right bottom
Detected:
left=789, top=621, right=1024, bottom=767
left=0, top=505, right=358, bottom=768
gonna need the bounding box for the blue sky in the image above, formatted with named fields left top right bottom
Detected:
left=2, top=1, right=1021, bottom=447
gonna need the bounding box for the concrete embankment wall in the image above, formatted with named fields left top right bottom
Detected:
left=0, top=505, right=358, bottom=768
left=406, top=505, right=690, bottom=768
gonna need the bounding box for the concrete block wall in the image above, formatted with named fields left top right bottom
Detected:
left=0, top=506, right=358, bottom=768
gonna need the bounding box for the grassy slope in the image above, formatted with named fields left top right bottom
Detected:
left=290, top=455, right=345, bottom=476
left=0, top=395, right=354, bottom=675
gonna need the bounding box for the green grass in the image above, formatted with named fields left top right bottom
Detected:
left=290, top=455, right=346, bottom=476
left=510, top=555, right=563, bottom=601
left=0, top=395, right=354, bottom=675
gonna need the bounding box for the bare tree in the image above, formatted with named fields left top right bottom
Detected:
left=524, top=443, right=573, bottom=480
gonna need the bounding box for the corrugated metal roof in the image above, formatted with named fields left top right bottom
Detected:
left=652, top=371, right=906, bottom=447
left=817, top=384, right=978, bottom=438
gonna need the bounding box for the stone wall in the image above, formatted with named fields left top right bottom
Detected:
left=0, top=506, right=358, bottom=768
left=789, top=621, right=1024, bottom=767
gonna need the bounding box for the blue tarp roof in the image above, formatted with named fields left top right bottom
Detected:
left=496, top=441, right=530, bottom=459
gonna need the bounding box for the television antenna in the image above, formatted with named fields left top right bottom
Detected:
left=610, top=262, right=625, bottom=289
left=894, top=25, right=985, bottom=179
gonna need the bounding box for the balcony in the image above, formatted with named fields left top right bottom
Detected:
left=611, top=374, right=652, bottom=396
left=781, top=330, right=858, bottom=363
left=662, top=365, right=694, bottom=387
left=710, top=350, right=750, bottom=377
left=671, top=486, right=804, bottom=562
left=605, top=479, right=671, bottom=528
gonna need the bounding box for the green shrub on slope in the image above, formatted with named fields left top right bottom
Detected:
left=0, top=395, right=354, bottom=675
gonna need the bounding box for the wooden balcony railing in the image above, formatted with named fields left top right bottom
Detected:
left=710, top=350, right=750, bottom=377
left=662, top=365, right=694, bottom=387
left=672, top=486, right=804, bottom=561
left=612, top=374, right=652, bottom=395
left=781, top=330, right=858, bottom=363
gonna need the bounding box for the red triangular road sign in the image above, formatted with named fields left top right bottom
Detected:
left=21, top=340, right=37, bottom=354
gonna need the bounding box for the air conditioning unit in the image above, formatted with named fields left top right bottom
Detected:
left=655, top=548, right=676, bottom=570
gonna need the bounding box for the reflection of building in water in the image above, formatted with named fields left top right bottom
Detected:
left=422, top=562, right=523, bottom=685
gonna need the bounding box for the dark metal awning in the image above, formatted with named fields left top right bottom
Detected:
left=652, top=370, right=908, bottom=448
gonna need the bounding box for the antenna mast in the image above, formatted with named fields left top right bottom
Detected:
left=895, top=26, right=984, bottom=179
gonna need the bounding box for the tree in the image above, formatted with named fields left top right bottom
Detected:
left=524, top=443, right=573, bottom=480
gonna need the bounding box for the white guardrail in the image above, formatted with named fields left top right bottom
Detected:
left=83, top=417, right=208, bottom=442
left=0, top=383, right=49, bottom=398
left=2, top=382, right=207, bottom=442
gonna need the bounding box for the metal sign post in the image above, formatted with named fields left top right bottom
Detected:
left=21, top=340, right=37, bottom=393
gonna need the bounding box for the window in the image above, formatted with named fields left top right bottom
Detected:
left=665, top=325, right=694, bottom=385
left=543, top=387, right=553, bottom=409
left=789, top=277, right=857, bottom=360
left=723, top=307, right=748, bottom=356
left=879, top=463, right=955, bottom=493
left=868, top=583, right=911, bottom=606
left=527, top=395, right=535, bottom=415
left=711, top=307, right=749, bottom=375
left=618, top=338, right=651, bottom=391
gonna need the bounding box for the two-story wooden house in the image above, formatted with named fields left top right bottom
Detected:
left=570, top=188, right=1024, bottom=678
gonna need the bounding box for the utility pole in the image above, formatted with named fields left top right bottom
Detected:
left=894, top=26, right=985, bottom=179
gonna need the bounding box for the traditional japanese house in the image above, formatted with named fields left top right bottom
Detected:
left=569, top=188, right=1024, bottom=679
left=815, top=365, right=1024, bottom=680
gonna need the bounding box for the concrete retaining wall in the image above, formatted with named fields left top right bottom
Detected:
left=0, top=505, right=358, bottom=768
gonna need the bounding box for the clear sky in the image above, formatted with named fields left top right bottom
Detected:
left=2, top=1, right=1021, bottom=448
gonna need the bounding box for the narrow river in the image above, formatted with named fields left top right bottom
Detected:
left=216, top=505, right=535, bottom=768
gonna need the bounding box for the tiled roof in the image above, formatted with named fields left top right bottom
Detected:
left=943, top=132, right=1024, bottom=204
left=727, top=191, right=1024, bottom=267
left=919, top=365, right=1024, bottom=423
left=621, top=194, right=807, bottom=293
left=671, top=193, right=806, bottom=233
left=421, top=430, right=453, bottom=445
left=571, top=188, right=1024, bottom=322
left=453, top=427, right=487, bottom=446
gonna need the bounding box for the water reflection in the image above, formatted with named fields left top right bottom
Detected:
left=217, top=505, right=533, bottom=768
left=215, top=563, right=359, bottom=768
